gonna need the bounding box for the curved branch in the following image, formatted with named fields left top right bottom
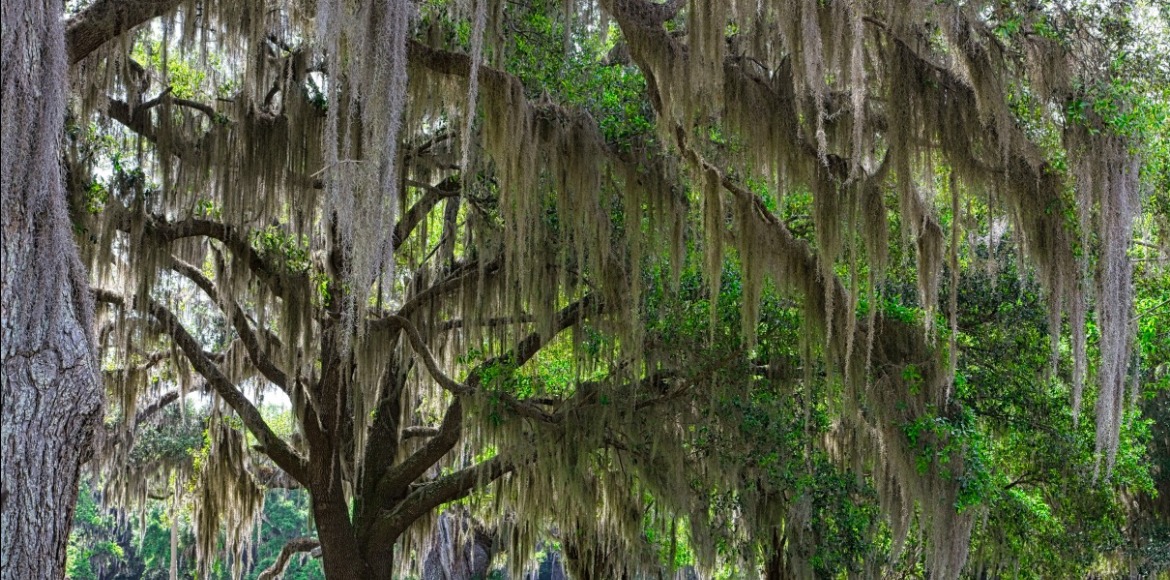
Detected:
left=170, top=96, right=218, bottom=120
left=114, top=212, right=305, bottom=299
left=368, top=455, right=514, bottom=552
left=476, top=294, right=600, bottom=377
left=134, top=390, right=179, bottom=426
left=257, top=537, right=320, bottom=580
left=382, top=315, right=469, bottom=395
left=395, top=176, right=462, bottom=247
left=169, top=257, right=290, bottom=391
left=92, top=288, right=308, bottom=483
left=135, top=90, right=219, bottom=120
left=106, top=97, right=163, bottom=143
left=67, top=0, right=185, bottom=64
left=380, top=257, right=503, bottom=325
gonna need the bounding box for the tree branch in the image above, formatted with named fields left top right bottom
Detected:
left=102, top=350, right=168, bottom=381
left=435, top=315, right=535, bottom=332
left=169, top=256, right=290, bottom=391
left=382, top=315, right=470, bottom=395
left=401, top=426, right=441, bottom=439
left=134, top=389, right=179, bottom=426
left=368, top=455, right=514, bottom=550
left=375, top=398, right=464, bottom=502
left=67, top=0, right=186, bottom=64
left=257, top=537, right=320, bottom=580
left=395, top=176, right=461, bottom=247
left=92, top=288, right=308, bottom=483
left=171, top=96, right=218, bottom=120
left=370, top=294, right=598, bottom=512
left=113, top=212, right=305, bottom=299
left=375, top=258, right=503, bottom=326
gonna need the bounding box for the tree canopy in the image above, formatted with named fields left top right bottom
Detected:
left=18, top=0, right=1169, bottom=577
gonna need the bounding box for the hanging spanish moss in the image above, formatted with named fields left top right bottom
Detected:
left=460, top=0, right=487, bottom=176
left=193, top=420, right=265, bottom=578
left=315, top=0, right=412, bottom=350
left=58, top=0, right=1155, bottom=576
left=1070, top=128, right=1140, bottom=475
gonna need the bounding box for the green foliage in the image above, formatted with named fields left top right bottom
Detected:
left=251, top=225, right=312, bottom=274
left=68, top=483, right=324, bottom=579
left=249, top=490, right=325, bottom=580
left=503, top=0, right=654, bottom=147
left=954, top=252, right=1159, bottom=575
left=129, top=405, right=205, bottom=468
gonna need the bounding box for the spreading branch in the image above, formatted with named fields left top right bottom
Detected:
left=92, top=288, right=308, bottom=483
left=368, top=455, right=514, bottom=550
left=169, top=257, right=290, bottom=391
left=257, top=537, right=320, bottom=580
left=373, top=294, right=599, bottom=508
left=374, top=398, right=463, bottom=505
left=67, top=0, right=186, bottom=63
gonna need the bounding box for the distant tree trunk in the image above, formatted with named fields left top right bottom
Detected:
left=1, top=0, right=102, bottom=576
left=422, top=510, right=495, bottom=580
left=763, top=531, right=789, bottom=580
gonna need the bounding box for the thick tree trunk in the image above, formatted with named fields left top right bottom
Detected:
left=310, top=487, right=375, bottom=578
left=1, top=0, right=102, bottom=576
left=304, top=354, right=375, bottom=579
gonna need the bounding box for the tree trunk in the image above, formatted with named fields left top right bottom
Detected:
left=310, top=487, right=375, bottom=578
left=763, top=531, right=789, bottom=580
left=1, top=0, right=102, bottom=576
left=304, top=361, right=374, bottom=578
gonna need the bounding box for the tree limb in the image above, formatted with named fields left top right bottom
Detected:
left=134, top=389, right=179, bottom=426
left=395, top=176, right=462, bottom=247
left=375, top=398, right=463, bottom=501
left=169, top=256, right=290, bottom=391
left=401, top=426, right=441, bottom=439
left=91, top=288, right=308, bottom=483
left=257, top=537, right=320, bottom=580
left=112, top=212, right=304, bottom=299
left=372, top=257, right=503, bottom=326
left=368, top=455, right=514, bottom=551
left=372, top=294, right=598, bottom=507
left=382, top=315, right=470, bottom=395
left=67, top=0, right=186, bottom=64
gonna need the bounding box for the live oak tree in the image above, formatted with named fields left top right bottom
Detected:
left=21, top=0, right=1167, bottom=578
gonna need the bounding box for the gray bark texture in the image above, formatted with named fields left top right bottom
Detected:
left=423, top=510, right=494, bottom=580
left=1, top=0, right=103, bottom=575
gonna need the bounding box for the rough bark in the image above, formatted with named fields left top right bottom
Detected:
left=1, top=0, right=102, bottom=575
left=422, top=510, right=494, bottom=580
left=66, top=0, right=185, bottom=64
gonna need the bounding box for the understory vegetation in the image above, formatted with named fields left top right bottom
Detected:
left=7, top=0, right=1168, bottom=577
